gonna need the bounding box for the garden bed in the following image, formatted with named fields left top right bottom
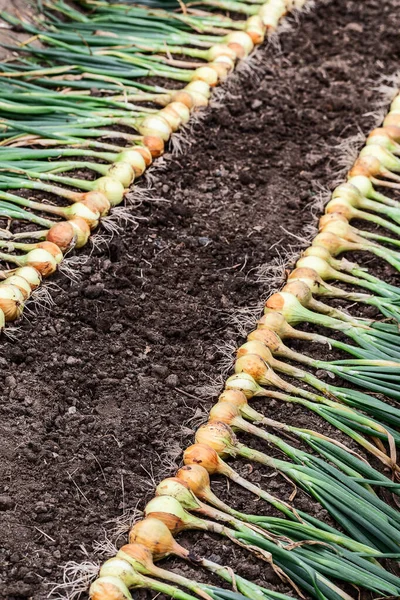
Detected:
left=1, top=0, right=400, bottom=598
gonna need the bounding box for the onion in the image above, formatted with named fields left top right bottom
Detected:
left=224, top=372, right=262, bottom=398
left=183, top=443, right=226, bottom=475
left=212, top=55, right=235, bottom=72
left=383, top=112, right=400, bottom=128
left=237, top=339, right=273, bottom=364
left=167, top=102, right=191, bottom=124
left=2, top=275, right=32, bottom=300
left=367, top=127, right=400, bottom=153
left=144, top=496, right=203, bottom=533
left=175, top=464, right=214, bottom=501
left=11, top=266, right=41, bottom=290
left=248, top=327, right=282, bottom=352
left=234, top=353, right=281, bottom=387
left=259, top=0, right=287, bottom=29
left=348, top=156, right=388, bottom=179
left=47, top=217, right=90, bottom=251
left=184, top=81, right=211, bottom=99
left=158, top=106, right=183, bottom=132
left=390, top=95, right=400, bottom=112
left=67, top=200, right=101, bottom=229
left=106, top=162, right=135, bottom=187
left=93, top=176, right=125, bottom=206
left=348, top=175, right=377, bottom=197
left=207, top=44, right=237, bottom=62
left=312, top=232, right=351, bottom=256
left=35, top=241, right=63, bottom=264
left=138, top=115, right=172, bottom=141
left=282, top=280, right=316, bottom=305
left=360, top=144, right=400, bottom=172
left=319, top=212, right=349, bottom=229
left=118, top=543, right=157, bottom=568
left=171, top=90, right=194, bottom=109
left=0, top=284, right=25, bottom=321
left=287, top=267, right=326, bottom=295
left=192, top=66, right=219, bottom=86
left=89, top=576, right=132, bottom=600
left=130, top=517, right=182, bottom=554
left=296, top=254, right=337, bottom=281
left=117, top=150, right=147, bottom=176
left=79, top=191, right=110, bottom=217
left=142, top=135, right=165, bottom=157
left=225, top=32, right=254, bottom=57
left=245, top=15, right=266, bottom=44
left=183, top=82, right=210, bottom=108
left=209, top=401, right=240, bottom=426
left=155, top=477, right=198, bottom=508
left=99, top=558, right=136, bottom=583
left=22, top=249, right=58, bottom=277
left=218, top=389, right=249, bottom=408
left=195, top=421, right=237, bottom=457
left=208, top=62, right=230, bottom=82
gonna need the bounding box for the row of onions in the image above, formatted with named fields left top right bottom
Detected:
left=0, top=0, right=305, bottom=330
left=87, top=90, right=400, bottom=600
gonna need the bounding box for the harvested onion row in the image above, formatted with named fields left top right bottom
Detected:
left=88, top=73, right=400, bottom=600
left=0, top=0, right=307, bottom=333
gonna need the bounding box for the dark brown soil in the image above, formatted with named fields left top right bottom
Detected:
left=1, top=1, right=400, bottom=599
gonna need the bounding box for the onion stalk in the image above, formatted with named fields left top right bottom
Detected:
left=195, top=422, right=400, bottom=552
left=153, top=480, right=400, bottom=596
left=225, top=372, right=400, bottom=468
left=140, top=499, right=354, bottom=600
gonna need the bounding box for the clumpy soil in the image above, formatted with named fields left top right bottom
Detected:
left=1, top=0, right=400, bottom=599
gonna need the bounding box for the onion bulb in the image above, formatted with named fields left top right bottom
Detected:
left=47, top=217, right=90, bottom=251
left=207, top=44, right=237, bottom=62
left=89, top=576, right=132, bottom=600
left=144, top=496, right=204, bottom=533
left=99, top=558, right=137, bottom=583
left=225, top=32, right=254, bottom=58
left=11, top=266, right=41, bottom=290
left=92, top=177, right=125, bottom=207
left=175, top=464, right=214, bottom=501
left=259, top=0, right=287, bottom=29
left=155, top=478, right=201, bottom=512
left=142, top=136, right=165, bottom=158
left=21, top=249, right=58, bottom=277
left=171, top=90, right=194, bottom=109
left=224, top=372, right=262, bottom=398
left=138, top=115, right=172, bottom=141
left=183, top=443, right=225, bottom=475
left=247, top=327, right=282, bottom=352
left=2, top=275, right=32, bottom=300
left=245, top=15, right=266, bottom=44
left=192, top=66, right=219, bottom=87
left=195, top=421, right=237, bottom=457
left=106, top=162, right=135, bottom=187
left=116, top=150, right=147, bottom=176
left=130, top=517, right=181, bottom=554
left=0, top=284, right=25, bottom=321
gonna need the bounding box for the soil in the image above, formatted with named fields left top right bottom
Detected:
left=1, top=1, right=400, bottom=599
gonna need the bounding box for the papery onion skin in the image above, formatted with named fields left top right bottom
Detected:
left=142, top=136, right=165, bottom=158
left=11, top=266, right=41, bottom=290
left=138, top=116, right=172, bottom=141
left=183, top=443, right=222, bottom=474
left=35, top=241, right=63, bottom=264
left=0, top=284, right=25, bottom=321
left=89, top=576, right=132, bottom=600
left=107, top=162, right=135, bottom=187
left=23, top=249, right=58, bottom=278
left=2, top=275, right=31, bottom=300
